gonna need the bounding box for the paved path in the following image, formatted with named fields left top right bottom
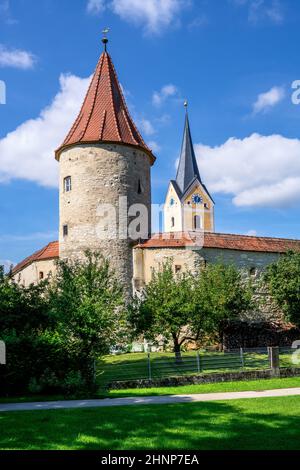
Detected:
left=1, top=387, right=300, bottom=413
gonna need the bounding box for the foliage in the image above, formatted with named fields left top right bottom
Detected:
left=194, top=262, right=254, bottom=344
left=128, top=261, right=253, bottom=356
left=0, top=271, right=64, bottom=395
left=128, top=262, right=201, bottom=359
left=0, top=252, right=126, bottom=396
left=48, top=251, right=126, bottom=389
left=264, top=251, right=300, bottom=326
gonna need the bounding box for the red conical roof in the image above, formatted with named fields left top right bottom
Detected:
left=55, top=51, right=155, bottom=164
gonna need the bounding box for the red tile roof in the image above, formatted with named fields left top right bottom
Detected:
left=12, top=232, right=300, bottom=276
left=12, top=241, right=59, bottom=275
left=136, top=232, right=300, bottom=253
left=55, top=51, right=155, bottom=164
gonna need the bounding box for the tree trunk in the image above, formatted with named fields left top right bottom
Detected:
left=219, top=321, right=225, bottom=351
left=173, top=334, right=183, bottom=364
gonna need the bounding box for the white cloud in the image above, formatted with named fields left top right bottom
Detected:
left=246, top=230, right=258, bottom=236
left=0, top=0, right=17, bottom=25
left=0, top=260, right=15, bottom=272
left=138, top=118, right=155, bottom=136
left=147, top=140, right=161, bottom=153
left=232, top=0, right=284, bottom=25
left=0, top=74, right=90, bottom=187
left=253, top=86, right=285, bottom=113
left=87, top=0, right=106, bottom=15
left=0, top=44, right=36, bottom=69
left=152, top=84, right=178, bottom=106
left=111, top=0, right=187, bottom=34
left=195, top=133, right=300, bottom=208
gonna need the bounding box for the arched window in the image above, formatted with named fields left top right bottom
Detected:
left=171, top=217, right=175, bottom=228
left=64, top=176, right=72, bottom=192
left=194, top=215, right=202, bottom=230
left=137, top=179, right=143, bottom=194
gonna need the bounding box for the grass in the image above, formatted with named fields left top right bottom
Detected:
left=1, top=376, right=300, bottom=404
left=1, top=395, right=300, bottom=449
left=97, top=351, right=271, bottom=387
left=97, top=350, right=298, bottom=389
left=106, top=376, right=300, bottom=398
left=0, top=394, right=65, bottom=405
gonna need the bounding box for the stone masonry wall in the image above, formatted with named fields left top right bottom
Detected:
left=133, top=246, right=284, bottom=322
left=59, top=143, right=152, bottom=294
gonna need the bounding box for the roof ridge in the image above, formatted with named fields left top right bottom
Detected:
left=107, top=53, right=122, bottom=142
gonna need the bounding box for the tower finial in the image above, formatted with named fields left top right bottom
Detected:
left=102, top=28, right=110, bottom=52
left=184, top=100, right=188, bottom=113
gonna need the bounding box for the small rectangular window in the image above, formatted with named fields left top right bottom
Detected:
left=39, top=271, right=44, bottom=280
left=175, top=265, right=182, bottom=274
left=63, top=225, right=68, bottom=237
left=64, top=176, right=72, bottom=192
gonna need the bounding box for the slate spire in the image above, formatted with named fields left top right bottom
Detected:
left=176, top=106, right=201, bottom=194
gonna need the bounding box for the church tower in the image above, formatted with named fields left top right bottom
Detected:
left=55, top=37, right=155, bottom=293
left=164, top=105, right=214, bottom=233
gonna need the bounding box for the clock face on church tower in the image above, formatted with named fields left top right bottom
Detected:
left=192, top=194, right=203, bottom=205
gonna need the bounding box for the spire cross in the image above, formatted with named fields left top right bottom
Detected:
left=102, top=28, right=110, bottom=52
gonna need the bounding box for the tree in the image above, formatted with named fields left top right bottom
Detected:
left=129, top=262, right=206, bottom=361
left=0, top=270, right=55, bottom=394
left=194, top=262, right=254, bottom=346
left=49, top=251, right=126, bottom=389
left=129, top=261, right=253, bottom=358
left=264, top=251, right=300, bottom=326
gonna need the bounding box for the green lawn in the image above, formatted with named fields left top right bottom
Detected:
left=1, top=395, right=300, bottom=450
left=107, top=376, right=300, bottom=398
left=2, top=376, right=300, bottom=404
left=97, top=351, right=297, bottom=389
left=97, top=351, right=271, bottom=388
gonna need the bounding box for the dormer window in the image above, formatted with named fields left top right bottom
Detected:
left=64, top=176, right=72, bottom=192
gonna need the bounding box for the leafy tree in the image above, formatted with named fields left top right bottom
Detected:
left=194, top=262, right=254, bottom=345
left=129, top=261, right=253, bottom=358
left=129, top=262, right=206, bottom=361
left=0, top=271, right=56, bottom=394
left=264, top=251, right=300, bottom=326
left=49, top=251, right=126, bottom=389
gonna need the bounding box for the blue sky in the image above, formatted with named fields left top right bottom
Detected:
left=1, top=0, right=300, bottom=268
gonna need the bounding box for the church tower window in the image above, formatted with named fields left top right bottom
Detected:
left=63, top=225, right=68, bottom=237
left=194, top=215, right=202, bottom=230
left=171, top=217, right=175, bottom=228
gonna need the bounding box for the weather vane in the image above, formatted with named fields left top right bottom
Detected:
left=102, top=28, right=110, bottom=51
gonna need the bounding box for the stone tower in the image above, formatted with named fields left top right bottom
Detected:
left=164, top=106, right=214, bottom=233
left=55, top=40, right=156, bottom=293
